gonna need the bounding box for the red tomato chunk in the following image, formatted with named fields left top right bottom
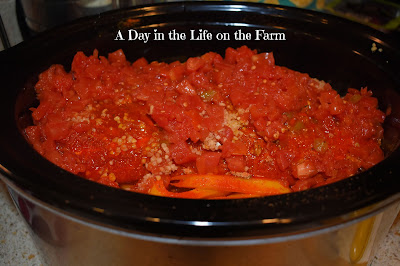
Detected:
left=25, top=46, right=385, bottom=198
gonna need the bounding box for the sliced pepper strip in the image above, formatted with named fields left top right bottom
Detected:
left=170, top=174, right=291, bottom=195
left=210, top=193, right=263, bottom=199
left=149, top=178, right=227, bottom=199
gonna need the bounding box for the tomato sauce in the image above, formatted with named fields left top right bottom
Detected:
left=25, top=46, right=385, bottom=198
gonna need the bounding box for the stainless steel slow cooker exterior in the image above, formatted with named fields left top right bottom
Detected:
left=0, top=2, right=400, bottom=265
left=2, top=178, right=399, bottom=266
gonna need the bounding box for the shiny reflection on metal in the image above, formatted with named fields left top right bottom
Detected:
left=133, top=11, right=158, bottom=17
left=145, top=217, right=160, bottom=223
left=0, top=164, right=12, bottom=176
left=133, top=22, right=287, bottom=33
left=135, top=23, right=169, bottom=29
left=273, top=26, right=287, bottom=30
left=210, top=22, right=258, bottom=28
left=121, top=4, right=177, bottom=18
left=190, top=4, right=249, bottom=13
left=191, top=221, right=213, bottom=227
left=368, top=36, right=385, bottom=46
left=136, top=5, right=173, bottom=14
left=261, top=218, right=292, bottom=224
left=217, top=6, right=246, bottom=13
left=352, top=50, right=362, bottom=56
left=92, top=207, right=105, bottom=213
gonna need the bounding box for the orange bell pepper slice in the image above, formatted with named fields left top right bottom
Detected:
left=170, top=174, right=291, bottom=196
left=148, top=178, right=227, bottom=199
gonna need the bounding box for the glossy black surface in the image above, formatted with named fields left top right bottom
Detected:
left=0, top=2, right=400, bottom=238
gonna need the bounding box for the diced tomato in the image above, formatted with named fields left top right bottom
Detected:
left=168, top=64, right=185, bottom=82
left=225, top=155, right=246, bottom=172
left=170, top=141, right=197, bottom=164
left=225, top=47, right=238, bottom=64
left=276, top=150, right=295, bottom=171
left=108, top=49, right=127, bottom=64
left=176, top=80, right=196, bottom=95
left=112, top=164, right=146, bottom=183
left=203, top=104, right=224, bottom=131
left=132, top=57, right=148, bottom=69
left=291, top=178, right=317, bottom=192
left=44, top=120, right=71, bottom=140
left=196, top=152, right=221, bottom=174
left=230, top=141, right=247, bottom=155
left=294, top=161, right=318, bottom=180
left=186, top=57, right=205, bottom=72
left=218, top=126, right=234, bottom=144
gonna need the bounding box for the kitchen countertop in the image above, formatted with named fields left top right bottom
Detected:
left=0, top=181, right=45, bottom=266
left=0, top=0, right=399, bottom=265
